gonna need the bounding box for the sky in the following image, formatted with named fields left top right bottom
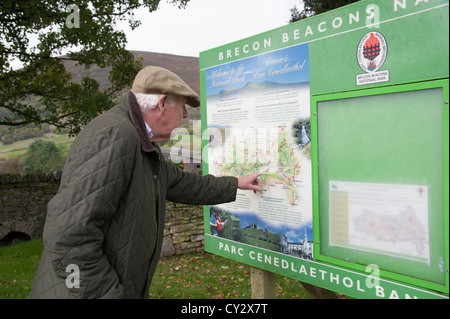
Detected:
left=119, top=0, right=302, bottom=57
left=8, top=0, right=301, bottom=69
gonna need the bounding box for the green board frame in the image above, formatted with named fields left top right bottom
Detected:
left=199, top=0, right=449, bottom=298
left=311, top=79, right=449, bottom=294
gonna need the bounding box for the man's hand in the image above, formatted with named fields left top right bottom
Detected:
left=237, top=168, right=268, bottom=194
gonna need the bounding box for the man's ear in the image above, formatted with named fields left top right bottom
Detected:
left=157, top=94, right=168, bottom=113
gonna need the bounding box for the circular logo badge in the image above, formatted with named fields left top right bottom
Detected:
left=357, top=32, right=388, bottom=73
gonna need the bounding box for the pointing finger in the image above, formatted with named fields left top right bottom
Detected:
left=257, top=167, right=269, bottom=176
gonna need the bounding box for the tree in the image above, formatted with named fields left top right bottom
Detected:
left=289, top=0, right=361, bottom=23
left=1, top=0, right=190, bottom=135
left=22, top=140, right=64, bottom=174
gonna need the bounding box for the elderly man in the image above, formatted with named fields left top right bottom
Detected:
left=29, top=66, right=264, bottom=299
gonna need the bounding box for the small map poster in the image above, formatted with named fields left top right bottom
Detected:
left=329, top=181, right=430, bottom=263
left=204, top=43, right=313, bottom=260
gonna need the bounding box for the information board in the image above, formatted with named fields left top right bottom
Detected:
left=199, top=0, right=448, bottom=299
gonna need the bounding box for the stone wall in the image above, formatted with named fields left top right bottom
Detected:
left=0, top=172, right=205, bottom=255
left=162, top=202, right=205, bottom=257
left=0, top=172, right=61, bottom=242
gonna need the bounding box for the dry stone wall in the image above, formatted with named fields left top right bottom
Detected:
left=0, top=172, right=205, bottom=255
left=0, top=172, right=60, bottom=242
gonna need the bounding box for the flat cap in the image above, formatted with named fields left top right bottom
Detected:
left=132, top=66, right=200, bottom=107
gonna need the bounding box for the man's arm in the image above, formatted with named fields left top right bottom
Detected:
left=164, top=160, right=265, bottom=205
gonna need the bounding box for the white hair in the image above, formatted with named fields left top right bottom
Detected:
left=132, top=91, right=159, bottom=112
left=132, top=90, right=179, bottom=113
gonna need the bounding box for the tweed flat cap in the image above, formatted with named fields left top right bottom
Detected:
left=132, top=66, right=200, bottom=107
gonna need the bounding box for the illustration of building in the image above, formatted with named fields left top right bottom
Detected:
left=244, top=222, right=259, bottom=230
left=280, top=233, right=289, bottom=253
left=286, top=228, right=313, bottom=260
left=302, top=228, right=313, bottom=260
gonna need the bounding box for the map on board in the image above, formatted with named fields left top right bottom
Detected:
left=329, top=181, right=430, bottom=263
left=354, top=206, right=428, bottom=256
left=211, top=126, right=301, bottom=205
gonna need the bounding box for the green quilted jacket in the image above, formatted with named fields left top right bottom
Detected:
left=29, top=92, right=238, bottom=299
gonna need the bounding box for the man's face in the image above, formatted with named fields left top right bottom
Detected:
left=165, top=95, right=188, bottom=133
left=147, top=94, right=188, bottom=142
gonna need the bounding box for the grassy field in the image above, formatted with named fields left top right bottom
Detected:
left=0, top=239, right=316, bottom=299
left=0, top=239, right=42, bottom=298
left=0, top=133, right=75, bottom=159
left=0, top=131, right=197, bottom=160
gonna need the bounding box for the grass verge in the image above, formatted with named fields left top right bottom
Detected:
left=0, top=239, right=313, bottom=299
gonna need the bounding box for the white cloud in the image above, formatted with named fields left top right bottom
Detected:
left=285, top=230, right=301, bottom=242
left=121, top=0, right=301, bottom=57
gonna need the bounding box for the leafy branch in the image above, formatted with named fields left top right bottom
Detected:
left=1, top=0, right=190, bottom=135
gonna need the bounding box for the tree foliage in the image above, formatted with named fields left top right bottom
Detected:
left=290, top=0, right=361, bottom=23
left=0, top=0, right=190, bottom=135
left=22, top=139, right=64, bottom=174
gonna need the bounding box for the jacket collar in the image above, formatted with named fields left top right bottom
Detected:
left=126, top=90, right=157, bottom=153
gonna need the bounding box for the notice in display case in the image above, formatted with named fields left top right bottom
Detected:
left=313, top=82, right=447, bottom=290
left=329, top=181, right=430, bottom=263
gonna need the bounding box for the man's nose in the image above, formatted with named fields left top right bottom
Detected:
left=183, top=106, right=188, bottom=118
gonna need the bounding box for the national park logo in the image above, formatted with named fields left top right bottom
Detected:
left=356, top=32, right=389, bottom=86
left=357, top=31, right=388, bottom=73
